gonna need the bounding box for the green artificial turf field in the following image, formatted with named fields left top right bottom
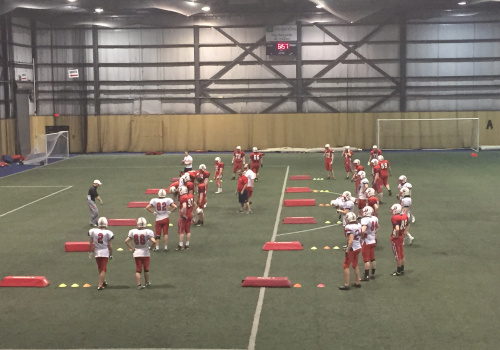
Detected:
left=0, top=151, right=499, bottom=350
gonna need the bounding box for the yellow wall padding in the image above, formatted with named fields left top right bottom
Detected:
left=0, top=118, right=16, bottom=155
left=23, top=111, right=500, bottom=153
left=30, top=115, right=84, bottom=153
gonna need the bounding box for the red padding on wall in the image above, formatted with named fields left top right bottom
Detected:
left=65, top=242, right=93, bottom=252
left=282, top=217, right=316, bottom=224
left=262, top=241, right=303, bottom=250
left=241, top=277, right=291, bottom=288
left=0, top=276, right=50, bottom=287
left=283, top=199, right=316, bottom=207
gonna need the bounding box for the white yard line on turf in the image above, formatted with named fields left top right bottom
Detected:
left=9, top=348, right=247, bottom=350
left=0, top=185, right=72, bottom=188
left=276, top=223, right=341, bottom=237
left=0, top=186, right=72, bottom=218
left=248, top=165, right=289, bottom=350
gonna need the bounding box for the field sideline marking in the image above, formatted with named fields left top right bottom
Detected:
left=0, top=186, right=72, bottom=218
left=6, top=348, right=246, bottom=350
left=0, top=185, right=72, bottom=188
left=276, top=223, right=341, bottom=237
left=248, top=165, right=289, bottom=350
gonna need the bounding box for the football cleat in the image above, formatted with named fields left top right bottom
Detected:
left=338, top=285, right=350, bottom=290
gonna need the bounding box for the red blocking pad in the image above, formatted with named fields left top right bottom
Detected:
left=108, top=219, right=137, bottom=226
left=283, top=199, right=316, bottom=207
left=127, top=201, right=149, bottom=208
left=171, top=177, right=179, bottom=182
left=289, top=175, right=312, bottom=180
left=145, top=188, right=163, bottom=194
left=283, top=217, right=316, bottom=224
left=262, top=241, right=303, bottom=250
left=241, top=277, right=291, bottom=288
left=0, top=276, right=50, bottom=288
left=65, top=242, right=93, bottom=252
left=285, top=187, right=311, bottom=193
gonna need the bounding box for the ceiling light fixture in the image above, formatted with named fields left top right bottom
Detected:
left=316, top=4, right=323, bottom=8
left=187, top=1, right=196, bottom=6
left=95, top=8, right=104, bottom=13
left=458, top=1, right=467, bottom=5
left=202, top=6, right=210, bottom=11
left=68, top=0, right=77, bottom=2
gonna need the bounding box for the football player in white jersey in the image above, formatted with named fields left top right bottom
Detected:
left=400, top=187, right=415, bottom=245
left=360, top=206, right=379, bottom=281
left=330, top=195, right=345, bottom=224
left=88, top=217, right=114, bottom=290
left=337, top=191, right=355, bottom=227
left=356, top=171, right=370, bottom=215
left=339, top=212, right=362, bottom=290
left=146, top=189, right=177, bottom=252
left=125, top=217, right=156, bottom=289
left=397, top=175, right=412, bottom=198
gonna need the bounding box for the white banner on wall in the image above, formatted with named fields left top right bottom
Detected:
left=68, top=69, right=79, bottom=78
left=265, top=25, right=297, bottom=42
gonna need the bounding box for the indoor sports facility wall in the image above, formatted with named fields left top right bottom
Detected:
left=16, top=111, right=500, bottom=154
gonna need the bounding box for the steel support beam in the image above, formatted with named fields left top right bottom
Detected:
left=1, top=15, right=11, bottom=119
left=92, top=26, right=100, bottom=115
left=194, top=26, right=201, bottom=114
left=295, top=22, right=303, bottom=113
left=399, top=20, right=407, bottom=112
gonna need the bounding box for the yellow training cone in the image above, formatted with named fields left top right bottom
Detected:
left=117, top=248, right=123, bottom=252
left=320, top=190, right=324, bottom=193
left=333, top=246, right=340, bottom=250
left=209, top=180, right=213, bottom=182
left=337, top=221, right=342, bottom=224
left=325, top=221, right=331, bottom=224
left=311, top=246, right=317, bottom=250
left=325, top=190, right=329, bottom=193
left=169, top=223, right=173, bottom=226
left=59, top=283, right=67, bottom=288
left=71, top=283, right=79, bottom=288
left=147, top=224, right=152, bottom=227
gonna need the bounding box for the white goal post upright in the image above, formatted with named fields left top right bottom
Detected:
left=24, top=131, right=70, bottom=165
left=377, top=118, right=480, bottom=152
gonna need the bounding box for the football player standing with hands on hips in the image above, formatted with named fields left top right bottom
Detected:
left=88, top=217, right=113, bottom=290
left=125, top=217, right=156, bottom=289
left=145, top=189, right=177, bottom=252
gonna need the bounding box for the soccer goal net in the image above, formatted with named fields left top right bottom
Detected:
left=377, top=118, right=479, bottom=152
left=24, top=131, right=69, bottom=165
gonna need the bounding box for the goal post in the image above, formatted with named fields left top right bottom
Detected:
left=377, top=118, right=480, bottom=152
left=24, top=131, right=70, bottom=165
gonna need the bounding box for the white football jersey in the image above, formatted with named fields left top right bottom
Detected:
left=358, top=178, right=369, bottom=199
left=342, top=200, right=355, bottom=226
left=401, top=197, right=412, bottom=218
left=361, top=216, right=379, bottom=245
left=245, top=169, right=256, bottom=188
left=128, top=228, right=155, bottom=257
left=149, top=197, right=174, bottom=221
left=345, top=223, right=362, bottom=251
left=88, top=228, right=114, bottom=258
